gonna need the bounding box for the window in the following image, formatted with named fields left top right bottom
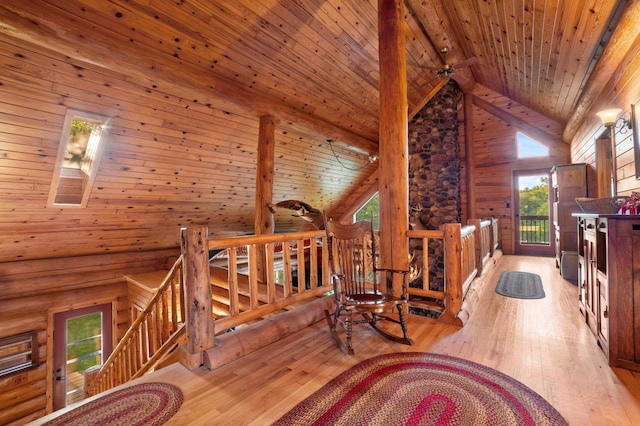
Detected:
left=0, top=332, right=38, bottom=377
left=355, top=193, right=379, bottom=230
left=517, top=132, right=549, bottom=158
left=48, top=110, right=109, bottom=207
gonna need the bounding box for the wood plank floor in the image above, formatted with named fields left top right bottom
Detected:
left=38, top=255, right=640, bottom=425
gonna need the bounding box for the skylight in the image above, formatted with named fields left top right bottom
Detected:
left=517, top=132, right=549, bottom=158
left=48, top=110, right=109, bottom=207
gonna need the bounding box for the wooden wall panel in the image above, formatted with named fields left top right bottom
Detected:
left=465, top=92, right=569, bottom=255
left=570, top=32, right=640, bottom=198
left=0, top=33, right=376, bottom=261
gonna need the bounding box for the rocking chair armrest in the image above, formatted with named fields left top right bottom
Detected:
left=375, top=268, right=411, bottom=299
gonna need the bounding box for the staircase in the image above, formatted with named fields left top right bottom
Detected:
left=85, top=257, right=186, bottom=397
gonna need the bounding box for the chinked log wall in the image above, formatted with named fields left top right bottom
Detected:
left=0, top=248, right=178, bottom=425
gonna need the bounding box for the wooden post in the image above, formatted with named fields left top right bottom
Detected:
left=439, top=223, right=464, bottom=326
left=489, top=217, right=496, bottom=257
left=464, top=94, right=476, bottom=222
left=596, top=136, right=613, bottom=197
left=255, top=115, right=276, bottom=283
left=469, top=219, right=483, bottom=276
left=378, top=0, right=409, bottom=297
left=180, top=227, right=215, bottom=363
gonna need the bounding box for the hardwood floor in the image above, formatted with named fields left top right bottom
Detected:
left=37, top=255, right=640, bottom=425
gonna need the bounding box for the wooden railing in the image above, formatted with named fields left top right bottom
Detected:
left=407, top=218, right=500, bottom=325
left=205, top=230, right=331, bottom=334
left=86, top=217, right=501, bottom=395
left=85, top=257, right=186, bottom=397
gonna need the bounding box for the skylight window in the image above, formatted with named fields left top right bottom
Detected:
left=48, top=110, right=109, bottom=207
left=517, top=132, right=549, bottom=158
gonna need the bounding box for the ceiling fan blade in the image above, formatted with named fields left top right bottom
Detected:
left=450, top=72, right=469, bottom=85
left=415, top=64, right=443, bottom=71
left=453, top=56, right=479, bottom=68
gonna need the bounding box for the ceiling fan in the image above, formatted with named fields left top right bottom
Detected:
left=418, top=47, right=478, bottom=85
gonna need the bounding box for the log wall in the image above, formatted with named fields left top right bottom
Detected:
left=0, top=248, right=177, bottom=424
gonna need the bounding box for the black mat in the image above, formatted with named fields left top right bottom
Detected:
left=495, top=271, right=545, bottom=299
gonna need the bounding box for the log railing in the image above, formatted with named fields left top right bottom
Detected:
left=204, top=229, right=331, bottom=335
left=407, top=218, right=500, bottom=325
left=85, top=257, right=186, bottom=397
left=86, top=217, right=501, bottom=395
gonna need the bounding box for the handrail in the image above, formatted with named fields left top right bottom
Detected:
left=208, top=230, right=328, bottom=320
left=86, top=218, right=502, bottom=396
left=406, top=217, right=500, bottom=326
left=85, top=257, right=186, bottom=396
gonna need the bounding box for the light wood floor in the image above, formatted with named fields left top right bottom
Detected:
left=40, top=255, right=640, bottom=425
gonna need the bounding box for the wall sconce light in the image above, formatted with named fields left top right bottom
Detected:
left=596, top=108, right=633, bottom=133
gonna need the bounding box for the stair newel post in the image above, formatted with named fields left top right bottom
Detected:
left=180, top=227, right=216, bottom=369
left=439, top=223, right=464, bottom=326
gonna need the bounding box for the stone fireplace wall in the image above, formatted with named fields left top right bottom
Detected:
left=408, top=80, right=462, bottom=294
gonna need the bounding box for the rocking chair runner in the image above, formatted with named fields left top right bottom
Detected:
left=323, top=215, right=413, bottom=354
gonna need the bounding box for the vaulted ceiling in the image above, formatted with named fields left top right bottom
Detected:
left=0, top=0, right=634, bottom=259
left=1, top=0, right=627, bottom=145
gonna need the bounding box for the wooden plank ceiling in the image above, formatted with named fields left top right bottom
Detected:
left=0, top=0, right=628, bottom=260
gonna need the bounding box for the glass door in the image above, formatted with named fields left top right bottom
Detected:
left=514, top=170, right=555, bottom=256
left=52, top=303, right=113, bottom=410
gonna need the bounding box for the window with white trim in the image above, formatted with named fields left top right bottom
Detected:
left=48, top=110, right=109, bottom=207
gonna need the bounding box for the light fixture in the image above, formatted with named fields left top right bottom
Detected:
left=596, top=108, right=633, bottom=133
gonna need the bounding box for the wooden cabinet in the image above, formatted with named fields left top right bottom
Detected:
left=552, top=164, right=587, bottom=268
left=578, top=218, right=598, bottom=335
left=576, top=214, right=640, bottom=371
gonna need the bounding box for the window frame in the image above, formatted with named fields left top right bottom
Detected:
left=47, top=110, right=110, bottom=207
left=0, top=331, right=39, bottom=378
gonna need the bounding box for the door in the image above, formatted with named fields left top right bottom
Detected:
left=52, top=303, right=113, bottom=410
left=514, top=170, right=554, bottom=256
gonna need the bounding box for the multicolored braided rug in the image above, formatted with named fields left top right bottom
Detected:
left=43, top=382, right=183, bottom=426
left=275, top=352, right=568, bottom=426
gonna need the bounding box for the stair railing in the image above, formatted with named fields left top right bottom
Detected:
left=85, top=256, right=186, bottom=397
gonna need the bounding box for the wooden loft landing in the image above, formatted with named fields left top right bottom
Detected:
left=38, top=256, right=640, bottom=425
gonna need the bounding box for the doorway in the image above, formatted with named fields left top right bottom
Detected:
left=52, top=303, right=113, bottom=411
left=514, top=170, right=555, bottom=256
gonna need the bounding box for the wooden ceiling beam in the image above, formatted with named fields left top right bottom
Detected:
left=473, top=95, right=568, bottom=157
left=563, top=1, right=640, bottom=143
left=0, top=4, right=378, bottom=156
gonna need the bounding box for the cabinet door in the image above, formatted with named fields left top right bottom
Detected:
left=584, top=228, right=598, bottom=335
left=578, top=255, right=586, bottom=312
left=597, top=271, right=609, bottom=350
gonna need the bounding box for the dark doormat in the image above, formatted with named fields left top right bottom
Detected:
left=495, top=271, right=545, bottom=299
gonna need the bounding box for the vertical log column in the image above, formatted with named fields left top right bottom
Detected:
left=378, top=0, right=409, bottom=297
left=255, top=115, right=276, bottom=283
left=464, top=94, right=476, bottom=221
left=180, top=227, right=215, bottom=368
left=439, top=223, right=464, bottom=326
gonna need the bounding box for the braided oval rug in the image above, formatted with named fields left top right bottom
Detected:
left=274, top=352, right=568, bottom=426
left=43, top=382, right=183, bottom=426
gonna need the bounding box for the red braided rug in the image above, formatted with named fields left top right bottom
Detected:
left=43, top=382, right=183, bottom=426
left=275, top=352, right=568, bottom=426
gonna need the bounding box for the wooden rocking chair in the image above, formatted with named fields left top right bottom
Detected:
left=323, top=215, right=413, bottom=354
